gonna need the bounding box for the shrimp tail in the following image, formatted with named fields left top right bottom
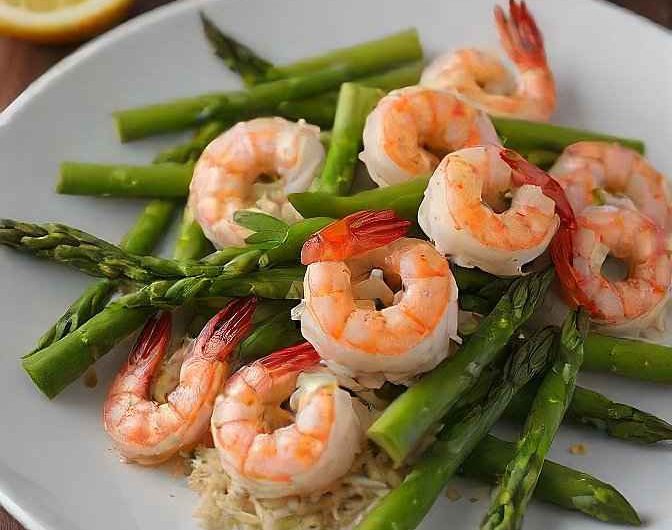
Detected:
left=128, top=311, right=172, bottom=368
left=194, top=297, right=257, bottom=360
left=500, top=149, right=574, bottom=226
left=301, top=210, right=411, bottom=264
left=260, top=341, right=322, bottom=373
left=500, top=149, right=596, bottom=310
left=495, top=0, right=547, bottom=70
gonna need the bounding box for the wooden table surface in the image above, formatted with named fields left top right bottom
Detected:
left=0, top=0, right=670, bottom=528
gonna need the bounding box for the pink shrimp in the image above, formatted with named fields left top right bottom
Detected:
left=421, top=0, right=556, bottom=121
left=211, top=342, right=362, bottom=498
left=103, top=298, right=256, bottom=465
left=299, top=211, right=459, bottom=382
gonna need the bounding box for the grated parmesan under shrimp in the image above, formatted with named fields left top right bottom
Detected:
left=189, top=443, right=403, bottom=530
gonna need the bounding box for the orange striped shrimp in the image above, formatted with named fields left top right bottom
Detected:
left=211, top=342, right=362, bottom=498
left=557, top=206, right=671, bottom=334
left=550, top=141, right=672, bottom=230
left=418, top=145, right=560, bottom=275
left=189, top=117, right=324, bottom=248
left=421, top=0, right=556, bottom=121
left=359, top=86, right=499, bottom=187
left=299, top=210, right=459, bottom=383
left=103, top=298, right=255, bottom=465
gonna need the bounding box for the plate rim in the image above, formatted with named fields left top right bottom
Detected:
left=0, top=0, right=670, bottom=529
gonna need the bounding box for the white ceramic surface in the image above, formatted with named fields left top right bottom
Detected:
left=0, top=0, right=670, bottom=529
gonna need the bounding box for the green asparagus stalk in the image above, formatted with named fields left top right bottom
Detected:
left=22, top=303, right=156, bottom=399
left=461, top=435, right=641, bottom=526
left=506, top=381, right=672, bottom=444
left=199, top=12, right=272, bottom=86
left=262, top=29, right=422, bottom=82
left=368, top=268, right=554, bottom=465
left=291, top=176, right=429, bottom=221
left=201, top=15, right=422, bottom=93
left=481, top=310, right=589, bottom=530
left=492, top=116, right=645, bottom=155
left=113, top=30, right=422, bottom=141
left=172, top=206, right=214, bottom=261
left=276, top=62, right=421, bottom=127
left=313, top=83, right=383, bottom=195
left=153, top=121, right=230, bottom=164
left=58, top=162, right=193, bottom=198
left=583, top=333, right=672, bottom=383
left=0, top=220, right=239, bottom=283
left=356, top=327, right=556, bottom=530
left=25, top=200, right=175, bottom=354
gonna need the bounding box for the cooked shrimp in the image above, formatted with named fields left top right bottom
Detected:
left=359, top=86, right=499, bottom=187
left=103, top=298, right=256, bottom=465
left=211, top=342, right=362, bottom=499
left=189, top=117, right=324, bottom=248
left=557, top=205, right=671, bottom=334
left=421, top=0, right=556, bottom=121
left=300, top=210, right=459, bottom=383
left=550, top=141, right=672, bottom=229
left=418, top=145, right=560, bottom=276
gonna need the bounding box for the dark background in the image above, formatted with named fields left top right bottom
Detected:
left=0, top=0, right=670, bottom=528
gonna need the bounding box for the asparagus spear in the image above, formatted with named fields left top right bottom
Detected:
left=492, top=117, right=645, bottom=155
left=276, top=62, right=421, bottom=127
left=153, top=121, right=229, bottom=164
left=22, top=303, right=156, bottom=398
left=24, top=200, right=175, bottom=354
left=199, top=12, right=272, bottom=86
left=114, top=30, right=422, bottom=141
left=506, top=381, right=672, bottom=444
left=0, top=220, right=238, bottom=283
left=58, top=162, right=193, bottom=198
left=368, top=268, right=554, bottom=465
left=481, top=310, right=589, bottom=530
left=172, top=206, right=214, bottom=261
left=313, top=83, right=383, bottom=195
left=462, top=435, right=641, bottom=526
left=201, top=14, right=422, bottom=92
left=583, top=333, right=672, bottom=383
left=292, top=176, right=429, bottom=222
left=356, top=327, right=556, bottom=530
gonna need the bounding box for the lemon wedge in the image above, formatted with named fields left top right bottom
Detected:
left=0, top=0, right=132, bottom=44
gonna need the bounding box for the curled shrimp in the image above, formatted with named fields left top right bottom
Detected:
left=557, top=205, right=671, bottom=334
left=189, top=117, right=324, bottom=248
left=211, top=342, right=362, bottom=498
left=418, top=145, right=560, bottom=276
left=550, top=141, right=672, bottom=229
left=421, top=0, right=556, bottom=121
left=300, top=210, right=459, bottom=383
left=103, top=298, right=256, bottom=465
left=359, top=86, right=499, bottom=187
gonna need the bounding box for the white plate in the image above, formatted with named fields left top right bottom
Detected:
left=0, top=0, right=670, bottom=529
